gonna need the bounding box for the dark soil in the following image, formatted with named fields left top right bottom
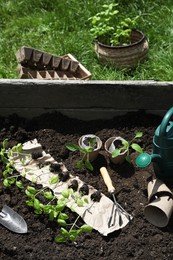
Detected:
left=0, top=111, right=173, bottom=260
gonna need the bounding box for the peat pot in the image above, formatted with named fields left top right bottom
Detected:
left=78, top=134, right=102, bottom=162
left=104, top=137, right=128, bottom=164
left=95, top=29, right=149, bottom=69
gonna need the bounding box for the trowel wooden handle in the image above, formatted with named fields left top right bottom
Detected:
left=100, top=167, right=115, bottom=193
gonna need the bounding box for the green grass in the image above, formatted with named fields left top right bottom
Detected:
left=0, top=0, right=173, bottom=80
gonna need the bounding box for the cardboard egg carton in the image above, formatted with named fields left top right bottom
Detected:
left=16, top=46, right=91, bottom=80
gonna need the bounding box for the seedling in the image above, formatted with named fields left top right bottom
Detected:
left=112, top=132, right=143, bottom=163
left=0, top=139, right=25, bottom=188
left=66, top=137, right=97, bottom=171
left=0, top=138, right=93, bottom=243
left=25, top=185, right=92, bottom=242
left=89, top=3, right=138, bottom=46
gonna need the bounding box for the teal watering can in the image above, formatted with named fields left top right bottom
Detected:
left=136, top=107, right=173, bottom=179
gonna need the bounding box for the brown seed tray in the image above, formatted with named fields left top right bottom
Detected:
left=16, top=46, right=91, bottom=80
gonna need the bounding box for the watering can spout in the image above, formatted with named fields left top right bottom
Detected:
left=136, top=153, right=161, bottom=168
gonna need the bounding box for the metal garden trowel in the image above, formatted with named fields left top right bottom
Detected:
left=0, top=205, right=27, bottom=233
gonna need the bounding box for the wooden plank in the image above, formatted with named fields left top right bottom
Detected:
left=0, top=79, right=173, bottom=119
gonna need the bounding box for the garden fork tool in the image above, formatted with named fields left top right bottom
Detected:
left=100, top=167, right=132, bottom=228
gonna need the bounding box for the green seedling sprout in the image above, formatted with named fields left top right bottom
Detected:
left=25, top=185, right=92, bottom=243
left=66, top=137, right=97, bottom=171
left=112, top=131, right=143, bottom=163
left=0, top=138, right=25, bottom=189
left=0, top=138, right=93, bottom=243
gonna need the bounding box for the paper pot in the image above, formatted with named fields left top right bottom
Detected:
left=147, top=178, right=172, bottom=202
left=144, top=196, right=173, bottom=228
left=78, top=134, right=102, bottom=162
left=144, top=178, right=173, bottom=227
left=104, top=137, right=127, bottom=164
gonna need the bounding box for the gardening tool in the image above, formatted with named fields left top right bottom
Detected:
left=136, top=106, right=173, bottom=179
left=100, top=167, right=132, bottom=228
left=0, top=205, right=27, bottom=233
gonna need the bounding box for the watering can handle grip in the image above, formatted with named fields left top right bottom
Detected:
left=159, top=107, right=173, bottom=137
left=100, top=167, right=115, bottom=193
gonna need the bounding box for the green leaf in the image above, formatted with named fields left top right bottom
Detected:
left=135, top=132, right=143, bottom=138
left=65, top=143, right=79, bottom=152
left=112, top=148, right=121, bottom=158
left=80, top=224, right=93, bottom=232
left=34, top=208, right=43, bottom=215
left=84, top=197, right=89, bottom=204
left=49, top=210, right=55, bottom=221
left=54, top=235, right=66, bottom=243
left=61, top=189, right=69, bottom=199
left=58, top=212, right=69, bottom=220
left=25, top=189, right=34, bottom=199
left=125, top=155, right=132, bottom=163
left=44, top=191, right=54, bottom=200
left=26, top=200, right=34, bottom=207
left=1, top=156, right=8, bottom=164
left=2, top=138, right=8, bottom=149
left=57, top=219, right=67, bottom=226
left=76, top=198, right=84, bottom=207
left=56, top=202, right=65, bottom=211
left=3, top=178, right=10, bottom=187
left=131, top=143, right=143, bottom=153
left=85, top=159, right=93, bottom=171
left=76, top=159, right=83, bottom=169
left=49, top=175, right=59, bottom=185
left=33, top=198, right=41, bottom=210
left=60, top=227, right=69, bottom=235
left=27, top=186, right=37, bottom=194
left=16, top=181, right=24, bottom=189
left=69, top=234, right=76, bottom=241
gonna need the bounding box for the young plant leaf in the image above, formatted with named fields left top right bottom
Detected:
left=16, top=180, right=24, bottom=189
left=56, top=202, right=65, bottom=211
left=65, top=143, right=79, bottom=152
left=44, top=191, right=54, bottom=200
left=135, top=132, right=143, bottom=138
left=76, top=159, right=83, bottom=169
left=85, top=159, right=93, bottom=171
left=131, top=143, right=143, bottom=153
left=80, top=224, right=93, bottom=232
left=60, top=227, right=69, bottom=235
left=3, top=178, right=10, bottom=187
left=112, top=148, right=121, bottom=158
left=34, top=198, right=41, bottom=210
left=58, top=212, right=69, bottom=220
left=61, top=189, right=70, bottom=199
left=54, top=235, right=66, bottom=243
left=57, top=218, right=67, bottom=226
left=27, top=186, right=37, bottom=194
left=49, top=175, right=59, bottom=185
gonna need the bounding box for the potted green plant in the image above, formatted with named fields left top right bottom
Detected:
left=105, top=132, right=143, bottom=164
left=89, top=3, right=149, bottom=68
left=66, top=134, right=102, bottom=171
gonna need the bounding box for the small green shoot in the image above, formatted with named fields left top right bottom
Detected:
left=112, top=131, right=143, bottom=163
left=66, top=137, right=97, bottom=171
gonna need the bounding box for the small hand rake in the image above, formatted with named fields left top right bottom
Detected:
left=100, top=167, right=132, bottom=228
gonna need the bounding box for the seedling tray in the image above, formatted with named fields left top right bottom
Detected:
left=16, top=47, right=91, bottom=80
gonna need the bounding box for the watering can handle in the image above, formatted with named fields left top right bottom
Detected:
left=159, top=107, right=173, bottom=137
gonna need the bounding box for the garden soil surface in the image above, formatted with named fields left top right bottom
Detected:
left=0, top=111, right=173, bottom=260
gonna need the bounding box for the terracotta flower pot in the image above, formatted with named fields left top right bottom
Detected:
left=78, top=134, right=102, bottom=162
left=95, top=29, right=149, bottom=69
left=104, top=137, right=128, bottom=164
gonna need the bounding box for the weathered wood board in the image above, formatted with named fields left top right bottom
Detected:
left=0, top=79, right=173, bottom=120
